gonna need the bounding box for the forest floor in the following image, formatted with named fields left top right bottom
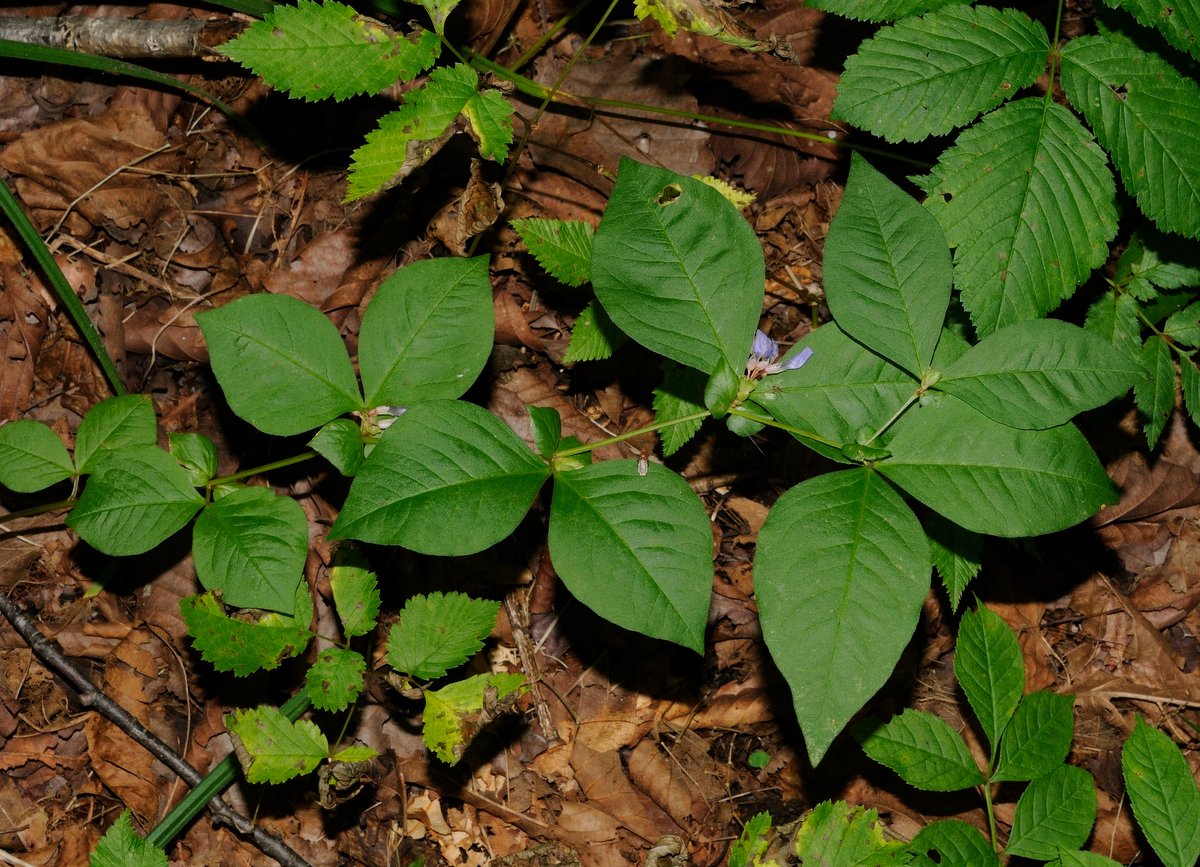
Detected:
left=0, top=0, right=1198, bottom=864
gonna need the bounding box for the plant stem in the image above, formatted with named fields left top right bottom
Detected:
left=726, top=406, right=842, bottom=448
left=0, top=497, right=75, bottom=522
left=553, top=410, right=712, bottom=458
left=207, top=451, right=318, bottom=488
left=864, top=393, right=919, bottom=446
left=509, top=0, right=593, bottom=71
left=982, top=780, right=1000, bottom=853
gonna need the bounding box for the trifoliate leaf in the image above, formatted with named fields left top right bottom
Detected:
left=564, top=301, right=626, bottom=363
left=220, top=0, right=439, bottom=102
left=1114, top=229, right=1200, bottom=301
left=386, top=592, right=499, bottom=679
left=422, top=672, right=525, bottom=763
left=329, top=547, right=380, bottom=638
left=180, top=589, right=312, bottom=677
left=305, top=647, right=366, bottom=712
left=512, top=218, right=593, bottom=286
left=227, top=705, right=328, bottom=784
left=653, top=363, right=707, bottom=457
left=89, top=811, right=167, bottom=867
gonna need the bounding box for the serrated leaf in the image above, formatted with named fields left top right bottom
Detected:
left=197, top=293, right=362, bottom=436
left=219, top=0, right=439, bottom=101
left=835, top=6, right=1048, bottom=143
left=1122, top=717, right=1200, bottom=867
left=330, top=401, right=549, bottom=554
left=1115, top=228, right=1200, bottom=300
left=756, top=468, right=929, bottom=765
left=1134, top=335, right=1175, bottom=449
left=924, top=512, right=980, bottom=613
left=793, top=800, right=911, bottom=864
left=308, top=418, right=364, bottom=476
left=564, top=300, right=626, bottom=363
left=1085, top=291, right=1142, bottom=354
left=305, top=647, right=365, bottom=711
left=192, top=486, right=307, bottom=614
left=418, top=0, right=461, bottom=35
left=653, top=363, right=708, bottom=457
left=329, top=547, right=379, bottom=637
left=1164, top=300, right=1200, bottom=348
left=1061, top=33, right=1200, bottom=238
left=89, top=810, right=167, bottom=867
left=1006, top=763, right=1097, bottom=860
left=993, top=691, right=1075, bottom=782
left=1182, top=358, right=1200, bottom=427
left=1050, top=850, right=1124, bottom=867
left=918, top=99, right=1118, bottom=336
left=1106, top=0, right=1200, bottom=58
left=68, top=445, right=203, bottom=555
left=804, top=0, right=968, bottom=22
left=548, top=460, right=713, bottom=653
left=358, top=256, right=493, bottom=407
left=0, top=419, right=73, bottom=493
left=227, top=705, right=327, bottom=784
left=824, top=153, right=951, bottom=375
left=422, top=672, right=524, bottom=763
left=857, top=709, right=984, bottom=791
left=386, top=592, right=499, bottom=679
left=729, top=811, right=773, bottom=867
left=75, top=395, right=157, bottom=475
left=955, top=604, right=1024, bottom=757
left=512, top=218, right=593, bottom=286
left=590, top=157, right=762, bottom=375
left=180, top=590, right=312, bottom=676
left=908, top=819, right=999, bottom=866
left=328, top=744, right=378, bottom=764
left=168, top=433, right=218, bottom=486
left=347, top=64, right=513, bottom=200
left=692, top=174, right=755, bottom=209
left=878, top=394, right=1118, bottom=537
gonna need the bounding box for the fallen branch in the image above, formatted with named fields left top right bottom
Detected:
left=0, top=15, right=245, bottom=58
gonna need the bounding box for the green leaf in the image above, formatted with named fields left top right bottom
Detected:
left=1107, top=0, right=1200, bottom=58
left=512, top=218, right=593, bottom=287
left=89, top=810, right=168, bottom=867
left=1050, top=849, right=1124, bottom=867
left=564, top=300, right=626, bottom=363
left=1115, top=228, right=1200, bottom=300
left=75, top=395, right=157, bottom=475
left=227, top=705, right=327, bottom=784
left=329, top=547, right=379, bottom=638
left=924, top=513, right=980, bottom=613
left=804, top=0, right=967, bottom=22
left=918, top=99, right=1118, bottom=336
left=180, top=590, right=312, bottom=676
left=1166, top=301, right=1200, bottom=349
left=1085, top=292, right=1142, bottom=354
left=835, top=5, right=1048, bottom=143
left=856, top=709, right=984, bottom=791
left=330, top=401, right=550, bottom=554
left=728, top=811, right=773, bottom=867
left=1122, top=717, right=1200, bottom=867
left=192, top=486, right=307, bottom=615
left=993, top=691, right=1075, bottom=782
left=1061, top=33, right=1200, bottom=238
left=652, top=363, right=707, bottom=457
left=347, top=63, right=513, bottom=200
left=219, top=0, right=439, bottom=101
left=68, top=446, right=203, bottom=555
left=386, top=591, right=499, bottom=679
left=824, top=154, right=951, bottom=376
left=0, top=419, right=73, bottom=493
left=590, top=157, right=762, bottom=375
left=1006, top=764, right=1097, bottom=860
left=908, top=819, right=999, bottom=866
left=954, top=604, right=1024, bottom=756
left=527, top=405, right=561, bottom=460
left=1182, top=358, right=1200, bottom=427
left=168, top=433, right=218, bottom=487
left=328, top=744, right=378, bottom=764
left=422, top=672, right=524, bottom=764
left=418, top=0, right=461, bottom=35
left=756, top=468, right=930, bottom=765
left=938, top=319, right=1139, bottom=429
left=878, top=394, right=1118, bottom=537
left=1134, top=335, right=1174, bottom=449
left=548, top=460, right=713, bottom=653
left=793, top=800, right=911, bottom=865
left=197, top=293, right=361, bottom=436
left=305, top=647, right=365, bottom=711
left=358, top=256, right=493, bottom=406
left=308, top=418, right=364, bottom=476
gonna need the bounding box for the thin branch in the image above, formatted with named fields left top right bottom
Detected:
left=0, top=15, right=246, bottom=58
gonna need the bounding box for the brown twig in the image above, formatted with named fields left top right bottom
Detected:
left=0, top=15, right=246, bottom=58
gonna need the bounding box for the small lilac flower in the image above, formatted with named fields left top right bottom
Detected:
left=745, top=329, right=813, bottom=379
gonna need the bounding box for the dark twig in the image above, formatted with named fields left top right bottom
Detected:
left=0, top=590, right=312, bottom=867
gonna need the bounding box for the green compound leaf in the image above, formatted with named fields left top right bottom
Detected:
left=993, top=690, right=1075, bottom=782
left=305, top=647, right=365, bottom=711
left=75, top=395, right=157, bottom=475
left=308, top=418, right=364, bottom=477
left=168, top=433, right=218, bottom=487
left=938, top=318, right=1139, bottom=429
left=835, top=5, right=1048, bottom=143
left=1107, top=0, right=1200, bottom=58
left=1165, top=301, right=1200, bottom=348
left=1182, top=359, right=1200, bottom=428
left=908, top=819, right=999, bottom=866
left=1085, top=292, right=1142, bottom=355
left=227, top=705, right=327, bottom=784
left=955, top=604, right=1023, bottom=757
left=1122, top=717, right=1200, bottom=867
left=68, top=445, right=203, bottom=556
left=0, top=420, right=73, bottom=493
left=653, top=363, right=707, bottom=457
left=1061, top=33, right=1200, bottom=238
left=180, top=589, right=312, bottom=677
left=755, top=468, right=929, bottom=766
left=548, top=460, right=713, bottom=653
left=924, top=512, right=980, bottom=613
left=591, top=157, right=762, bottom=375
left=1134, top=335, right=1174, bottom=449
left=728, top=811, right=773, bottom=867
left=1006, top=763, right=1097, bottom=860
left=418, top=0, right=461, bottom=35
left=358, top=256, right=493, bottom=407
left=422, top=671, right=525, bottom=764
left=564, top=300, right=626, bottom=363
left=329, top=547, right=379, bottom=638
left=1115, top=228, right=1200, bottom=300
left=918, top=98, right=1118, bottom=337
left=197, top=293, right=362, bottom=436
left=89, top=810, right=168, bottom=867
left=219, top=0, right=439, bottom=102
left=824, top=153, right=951, bottom=376
left=856, top=709, right=984, bottom=791
left=347, top=63, right=513, bottom=200
left=192, top=486, right=307, bottom=615
left=512, top=218, right=593, bottom=287
left=878, top=394, right=1118, bottom=537
left=386, top=591, right=499, bottom=679
left=804, top=0, right=967, bottom=22
left=793, top=800, right=910, bottom=864
left=330, top=401, right=549, bottom=554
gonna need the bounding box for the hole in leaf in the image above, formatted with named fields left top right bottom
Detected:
left=940, top=192, right=952, bottom=203
left=1109, top=83, right=1130, bottom=100
left=656, top=184, right=682, bottom=206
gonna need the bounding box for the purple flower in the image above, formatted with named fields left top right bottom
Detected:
left=745, top=330, right=813, bottom=379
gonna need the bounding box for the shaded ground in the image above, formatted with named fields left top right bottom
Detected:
left=0, top=0, right=1198, bottom=864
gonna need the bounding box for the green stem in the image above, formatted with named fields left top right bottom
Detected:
left=510, top=0, right=594, bottom=71
left=1044, top=0, right=1066, bottom=108
left=727, top=406, right=842, bottom=448
left=982, top=780, right=1000, bottom=853
left=207, top=452, right=318, bottom=488
left=553, top=410, right=712, bottom=458
left=863, top=393, right=919, bottom=446
left=0, top=498, right=76, bottom=523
